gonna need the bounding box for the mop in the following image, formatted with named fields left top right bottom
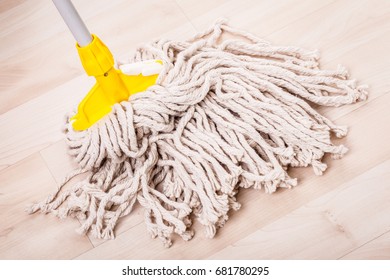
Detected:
left=29, top=0, right=368, bottom=247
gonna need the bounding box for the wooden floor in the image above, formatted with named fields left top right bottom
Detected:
left=1, top=0, right=389, bottom=260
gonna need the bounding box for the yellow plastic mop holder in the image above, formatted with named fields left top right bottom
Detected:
left=71, top=34, right=161, bottom=131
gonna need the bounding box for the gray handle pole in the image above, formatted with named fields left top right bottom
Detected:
left=52, top=0, right=92, bottom=47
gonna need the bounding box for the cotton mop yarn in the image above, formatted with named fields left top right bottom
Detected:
left=28, top=20, right=368, bottom=247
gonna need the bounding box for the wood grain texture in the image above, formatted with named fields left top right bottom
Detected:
left=177, top=0, right=337, bottom=37
left=0, top=76, right=93, bottom=171
left=0, top=154, right=93, bottom=259
left=341, top=231, right=390, bottom=259
left=208, top=159, right=390, bottom=259
left=0, top=0, right=389, bottom=259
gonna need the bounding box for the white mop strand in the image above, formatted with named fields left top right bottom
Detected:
left=28, top=20, right=367, bottom=247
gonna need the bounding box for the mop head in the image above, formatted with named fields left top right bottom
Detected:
left=29, top=20, right=368, bottom=247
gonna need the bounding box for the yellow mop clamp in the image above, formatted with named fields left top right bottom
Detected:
left=53, top=0, right=162, bottom=130
left=73, top=35, right=162, bottom=130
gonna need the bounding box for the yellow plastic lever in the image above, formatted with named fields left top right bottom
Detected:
left=71, top=34, right=161, bottom=131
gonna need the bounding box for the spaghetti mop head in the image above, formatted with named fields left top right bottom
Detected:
left=29, top=20, right=368, bottom=247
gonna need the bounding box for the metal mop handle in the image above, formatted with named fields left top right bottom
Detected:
left=52, top=0, right=92, bottom=47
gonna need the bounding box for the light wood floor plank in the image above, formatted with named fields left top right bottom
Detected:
left=0, top=0, right=127, bottom=61
left=0, top=0, right=24, bottom=14
left=39, top=140, right=80, bottom=186
left=208, top=159, right=390, bottom=259
left=0, top=76, right=93, bottom=171
left=0, top=153, right=93, bottom=259
left=341, top=231, right=390, bottom=259
left=176, top=0, right=336, bottom=37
